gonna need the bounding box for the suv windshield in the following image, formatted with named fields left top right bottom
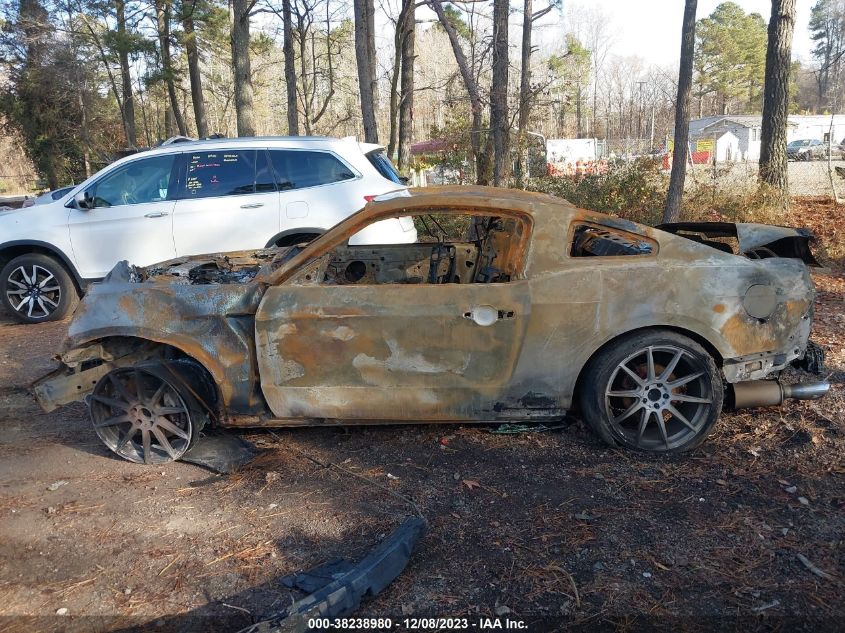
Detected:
left=788, top=140, right=810, bottom=148
left=367, top=150, right=404, bottom=184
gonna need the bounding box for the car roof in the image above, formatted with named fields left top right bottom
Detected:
left=130, top=136, right=383, bottom=159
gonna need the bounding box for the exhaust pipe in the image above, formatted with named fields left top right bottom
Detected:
left=732, top=380, right=830, bottom=409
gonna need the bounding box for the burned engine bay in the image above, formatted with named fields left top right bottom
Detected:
left=111, top=247, right=300, bottom=286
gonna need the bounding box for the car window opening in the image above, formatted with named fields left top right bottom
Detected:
left=321, top=213, right=527, bottom=285
left=570, top=224, right=655, bottom=257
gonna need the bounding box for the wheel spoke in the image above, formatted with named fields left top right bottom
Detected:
left=620, top=364, right=645, bottom=387
left=17, top=266, right=31, bottom=285
left=40, top=295, right=58, bottom=308
left=115, top=424, right=139, bottom=452
left=637, top=409, right=651, bottom=446
left=36, top=297, right=49, bottom=316
left=26, top=297, right=34, bottom=317
left=658, top=349, right=684, bottom=382
left=646, top=347, right=656, bottom=381
left=11, top=295, right=28, bottom=311
left=109, top=373, right=135, bottom=404
left=7, top=278, right=26, bottom=290
left=40, top=285, right=61, bottom=294
left=141, top=429, right=152, bottom=464
left=612, top=400, right=643, bottom=424
left=93, top=413, right=131, bottom=428
left=607, top=389, right=641, bottom=398
left=6, top=288, right=27, bottom=296
left=666, top=404, right=697, bottom=432
left=149, top=381, right=168, bottom=407
left=156, top=417, right=189, bottom=439
left=90, top=394, right=131, bottom=412
left=156, top=405, right=187, bottom=415
left=671, top=393, right=711, bottom=404
left=38, top=273, right=54, bottom=288
left=655, top=413, right=670, bottom=448
left=668, top=371, right=704, bottom=389
left=152, top=427, right=177, bottom=460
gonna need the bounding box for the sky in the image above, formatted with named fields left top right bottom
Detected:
left=548, top=0, right=816, bottom=66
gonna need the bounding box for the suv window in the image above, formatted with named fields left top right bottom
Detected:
left=89, top=155, right=176, bottom=208
left=184, top=150, right=260, bottom=199
left=267, top=150, right=356, bottom=190
left=366, top=150, right=404, bottom=184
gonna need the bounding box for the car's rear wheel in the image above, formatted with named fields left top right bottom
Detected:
left=1, top=253, right=79, bottom=323
left=90, top=364, right=207, bottom=465
left=580, top=331, right=723, bottom=453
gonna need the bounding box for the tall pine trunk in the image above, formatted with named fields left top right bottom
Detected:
left=155, top=0, right=187, bottom=136
left=230, top=0, right=256, bottom=137
left=759, top=0, right=796, bottom=200
left=490, top=0, right=510, bottom=186
left=116, top=0, right=137, bottom=146
left=397, top=0, right=414, bottom=173
left=663, top=0, right=697, bottom=223
left=516, top=0, right=532, bottom=183
left=354, top=0, right=378, bottom=142
left=282, top=0, right=298, bottom=135
left=182, top=0, right=208, bottom=138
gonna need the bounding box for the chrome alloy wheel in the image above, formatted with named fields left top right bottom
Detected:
left=5, top=264, right=61, bottom=319
left=604, top=344, right=715, bottom=451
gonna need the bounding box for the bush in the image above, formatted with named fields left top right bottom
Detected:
left=526, top=158, right=668, bottom=225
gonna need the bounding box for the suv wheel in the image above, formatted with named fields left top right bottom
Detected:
left=1, top=253, right=79, bottom=324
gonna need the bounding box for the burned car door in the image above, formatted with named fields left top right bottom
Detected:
left=254, top=214, right=532, bottom=421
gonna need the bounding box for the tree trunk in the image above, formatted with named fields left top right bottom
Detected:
left=354, top=0, right=378, bottom=142
left=397, top=0, right=415, bottom=173
left=490, top=0, right=510, bottom=186
left=515, top=0, right=532, bottom=183
left=230, top=0, right=256, bottom=137
left=156, top=0, right=187, bottom=137
left=387, top=1, right=408, bottom=160
left=116, top=0, right=137, bottom=146
left=182, top=0, right=208, bottom=138
left=429, top=0, right=487, bottom=184
left=759, top=0, right=796, bottom=200
left=282, top=0, right=298, bottom=135
left=663, top=0, right=697, bottom=223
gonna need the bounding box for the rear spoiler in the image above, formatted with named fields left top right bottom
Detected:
left=657, top=222, right=821, bottom=266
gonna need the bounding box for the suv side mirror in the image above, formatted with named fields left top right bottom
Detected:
left=73, top=191, right=91, bottom=210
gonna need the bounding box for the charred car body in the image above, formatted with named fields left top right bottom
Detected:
left=34, top=187, right=829, bottom=462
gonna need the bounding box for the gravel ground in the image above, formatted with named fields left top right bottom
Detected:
left=0, top=199, right=842, bottom=633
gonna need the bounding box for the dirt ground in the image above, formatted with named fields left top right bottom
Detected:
left=0, top=199, right=843, bottom=632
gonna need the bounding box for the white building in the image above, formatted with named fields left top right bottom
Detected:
left=687, top=114, right=845, bottom=162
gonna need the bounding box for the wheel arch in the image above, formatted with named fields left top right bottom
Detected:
left=68, top=333, right=223, bottom=411
left=265, top=227, right=325, bottom=248
left=0, top=240, right=86, bottom=293
left=570, top=325, right=725, bottom=413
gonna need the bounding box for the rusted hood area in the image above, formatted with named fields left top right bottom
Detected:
left=103, top=247, right=299, bottom=286
left=657, top=222, right=820, bottom=266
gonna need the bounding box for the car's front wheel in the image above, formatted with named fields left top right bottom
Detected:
left=0, top=253, right=79, bottom=324
left=90, top=364, right=208, bottom=465
left=580, top=331, right=724, bottom=453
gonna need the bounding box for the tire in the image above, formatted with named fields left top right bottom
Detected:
left=579, top=331, right=724, bottom=454
left=1, top=253, right=79, bottom=324
left=89, top=363, right=208, bottom=465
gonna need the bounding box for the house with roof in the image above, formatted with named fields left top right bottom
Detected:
left=687, top=115, right=845, bottom=162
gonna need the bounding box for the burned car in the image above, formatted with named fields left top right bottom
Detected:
left=34, top=186, right=828, bottom=462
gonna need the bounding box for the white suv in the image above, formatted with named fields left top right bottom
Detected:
left=0, top=136, right=414, bottom=323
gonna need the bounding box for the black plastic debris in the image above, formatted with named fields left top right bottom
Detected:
left=280, top=558, right=356, bottom=594
left=181, top=431, right=261, bottom=474
left=237, top=516, right=426, bottom=633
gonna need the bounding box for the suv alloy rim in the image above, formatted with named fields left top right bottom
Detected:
left=5, top=264, right=62, bottom=319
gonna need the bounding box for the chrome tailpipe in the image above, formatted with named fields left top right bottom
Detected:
left=732, top=380, right=831, bottom=409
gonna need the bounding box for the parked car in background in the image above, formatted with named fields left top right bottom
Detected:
left=786, top=139, right=828, bottom=160
left=34, top=187, right=828, bottom=462
left=21, top=186, right=76, bottom=209
left=0, top=136, right=412, bottom=323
